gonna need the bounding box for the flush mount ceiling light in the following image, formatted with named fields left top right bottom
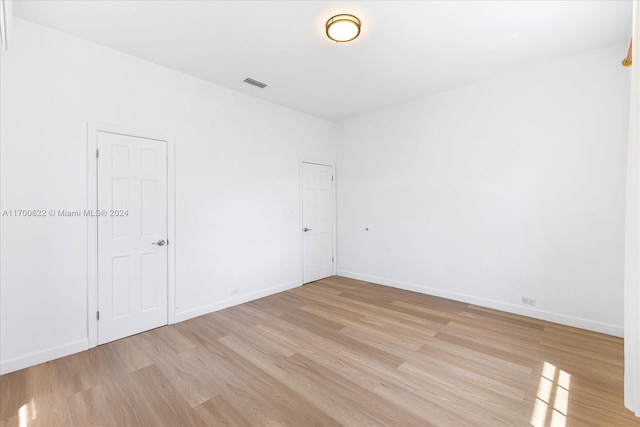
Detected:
left=326, top=14, right=361, bottom=43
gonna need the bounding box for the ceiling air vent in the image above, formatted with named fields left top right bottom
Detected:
left=243, top=77, right=268, bottom=89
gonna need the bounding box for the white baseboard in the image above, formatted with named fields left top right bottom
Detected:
left=337, top=270, right=624, bottom=337
left=0, top=281, right=301, bottom=375
left=1, top=338, right=89, bottom=375
left=3, top=273, right=619, bottom=375
left=174, top=280, right=301, bottom=323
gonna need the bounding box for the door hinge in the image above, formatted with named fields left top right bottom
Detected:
left=332, top=175, right=334, bottom=181
left=96, top=149, right=99, bottom=159
left=96, top=311, right=100, bottom=320
left=332, top=257, right=334, bottom=263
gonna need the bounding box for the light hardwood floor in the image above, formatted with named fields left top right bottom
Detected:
left=1, top=276, right=637, bottom=426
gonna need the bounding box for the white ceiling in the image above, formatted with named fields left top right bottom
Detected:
left=13, top=1, right=633, bottom=122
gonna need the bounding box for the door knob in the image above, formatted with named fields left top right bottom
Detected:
left=152, top=239, right=166, bottom=246
left=303, top=227, right=312, bottom=232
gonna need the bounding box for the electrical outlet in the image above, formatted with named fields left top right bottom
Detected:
left=522, top=297, right=536, bottom=306
left=232, top=289, right=239, bottom=295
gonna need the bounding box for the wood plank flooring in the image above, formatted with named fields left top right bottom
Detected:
left=1, top=276, right=638, bottom=426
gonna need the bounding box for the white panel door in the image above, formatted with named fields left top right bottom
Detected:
left=302, top=162, right=334, bottom=283
left=97, top=131, right=168, bottom=344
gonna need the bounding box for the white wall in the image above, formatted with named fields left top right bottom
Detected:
left=0, top=18, right=335, bottom=373
left=337, top=43, right=630, bottom=336
left=624, top=1, right=640, bottom=416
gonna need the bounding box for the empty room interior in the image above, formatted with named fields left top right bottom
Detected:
left=1, top=0, right=640, bottom=426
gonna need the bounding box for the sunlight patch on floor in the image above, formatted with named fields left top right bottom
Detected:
left=530, top=362, right=571, bottom=427
left=18, top=397, right=36, bottom=427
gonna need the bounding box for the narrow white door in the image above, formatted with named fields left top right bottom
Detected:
left=97, top=131, right=168, bottom=344
left=302, top=162, right=334, bottom=283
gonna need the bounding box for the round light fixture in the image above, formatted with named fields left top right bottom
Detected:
left=326, top=14, right=361, bottom=43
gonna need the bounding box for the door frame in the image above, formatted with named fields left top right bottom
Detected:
left=299, top=158, right=337, bottom=284
left=86, top=122, right=176, bottom=348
